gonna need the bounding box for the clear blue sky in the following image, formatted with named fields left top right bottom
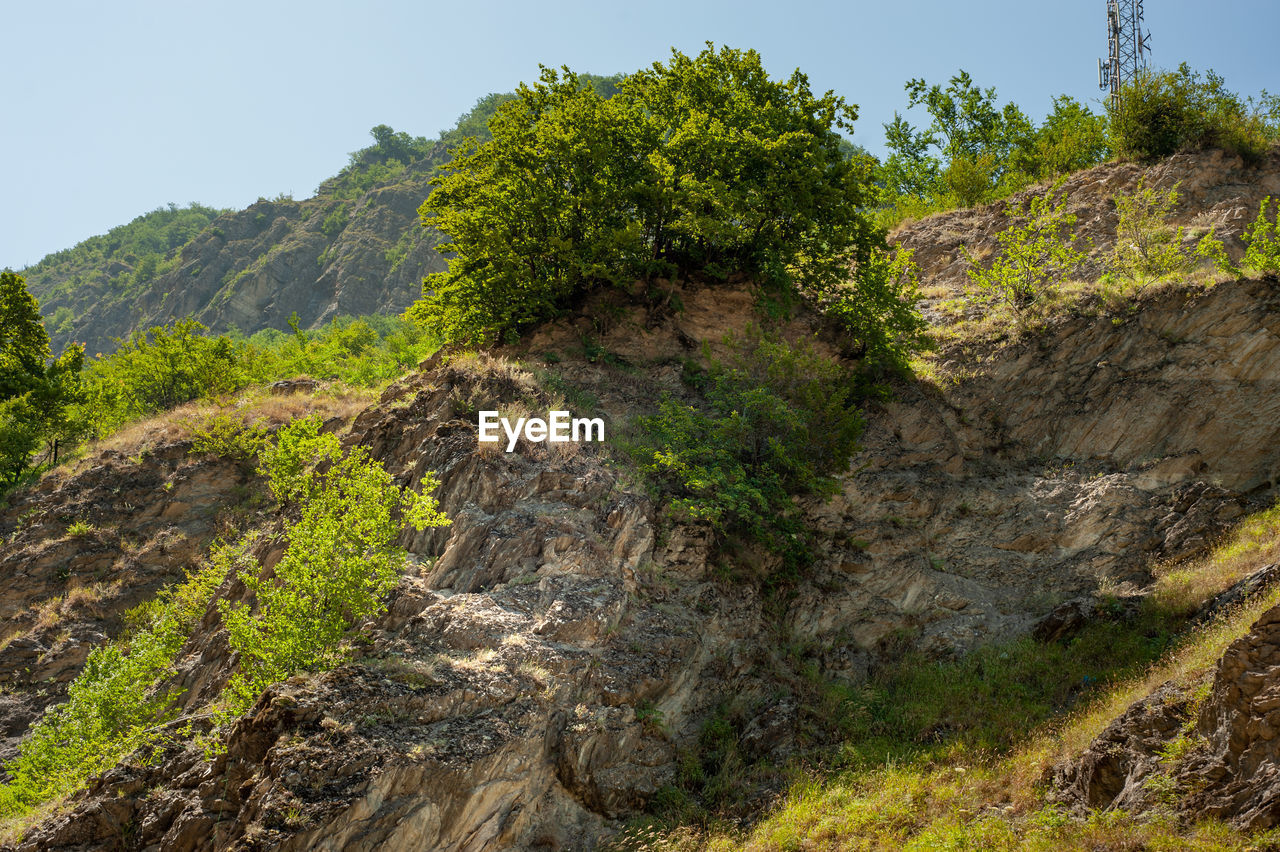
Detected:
left=2, top=0, right=1277, bottom=269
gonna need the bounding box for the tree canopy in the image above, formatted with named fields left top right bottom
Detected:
left=0, top=271, right=83, bottom=484
left=407, top=44, right=923, bottom=367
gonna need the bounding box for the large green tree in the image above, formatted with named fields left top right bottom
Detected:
left=0, top=271, right=83, bottom=483
left=408, top=44, right=923, bottom=367
left=880, top=72, right=1110, bottom=209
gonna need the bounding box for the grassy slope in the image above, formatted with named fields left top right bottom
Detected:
left=615, top=478, right=1280, bottom=851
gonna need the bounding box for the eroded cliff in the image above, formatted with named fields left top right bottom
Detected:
left=4, top=149, right=1280, bottom=849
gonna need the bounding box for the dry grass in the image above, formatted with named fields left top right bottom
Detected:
left=63, top=386, right=377, bottom=479
left=0, top=794, right=71, bottom=847
left=445, top=647, right=499, bottom=673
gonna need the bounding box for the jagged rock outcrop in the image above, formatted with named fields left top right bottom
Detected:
left=2, top=359, right=773, bottom=851
left=1052, top=596, right=1280, bottom=830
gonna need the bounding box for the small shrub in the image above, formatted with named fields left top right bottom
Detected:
left=964, top=185, right=1086, bottom=325
left=64, top=520, right=95, bottom=538
left=83, top=319, right=243, bottom=434
left=1105, top=178, right=1196, bottom=295
left=189, top=412, right=268, bottom=462
left=0, top=416, right=449, bottom=815
left=1195, top=197, right=1280, bottom=278
left=0, top=551, right=228, bottom=815
left=632, top=332, right=863, bottom=571
left=218, top=415, right=451, bottom=711
left=1242, top=197, right=1280, bottom=274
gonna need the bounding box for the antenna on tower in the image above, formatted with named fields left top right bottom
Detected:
left=1099, top=0, right=1151, bottom=109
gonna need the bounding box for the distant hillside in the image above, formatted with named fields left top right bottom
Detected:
left=22, top=79, right=624, bottom=357
left=22, top=146, right=446, bottom=357
left=19, top=105, right=497, bottom=355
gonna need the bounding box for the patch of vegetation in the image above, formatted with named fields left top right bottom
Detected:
left=188, top=411, right=268, bottom=463
left=20, top=204, right=227, bottom=305
left=963, top=184, right=1087, bottom=327
left=408, top=44, right=921, bottom=371
left=82, top=319, right=241, bottom=435
left=1242, top=197, right=1280, bottom=274
left=1109, top=63, right=1279, bottom=162
left=1097, top=178, right=1201, bottom=308
left=630, top=331, right=863, bottom=572
left=1198, top=196, right=1280, bottom=279
left=0, top=543, right=228, bottom=814
left=879, top=71, right=1110, bottom=218
left=0, top=415, right=449, bottom=816
left=217, top=415, right=450, bottom=713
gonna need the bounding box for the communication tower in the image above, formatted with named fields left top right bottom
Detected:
left=1098, top=0, right=1152, bottom=108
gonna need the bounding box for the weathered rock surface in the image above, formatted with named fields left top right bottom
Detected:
left=1052, top=600, right=1280, bottom=831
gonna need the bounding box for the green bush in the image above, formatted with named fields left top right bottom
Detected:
left=879, top=75, right=1110, bottom=216
left=633, top=333, right=863, bottom=569
left=964, top=186, right=1086, bottom=324
left=1106, top=178, right=1196, bottom=290
left=82, top=319, right=242, bottom=434
left=1196, top=196, right=1280, bottom=278
left=1243, top=197, right=1280, bottom=274
left=1109, top=64, right=1277, bottom=162
left=189, top=411, right=268, bottom=463
left=218, top=416, right=450, bottom=711
left=409, top=44, right=916, bottom=365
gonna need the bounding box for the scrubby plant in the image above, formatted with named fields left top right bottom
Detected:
left=1195, top=196, right=1280, bottom=278
left=1103, top=178, right=1196, bottom=297
left=218, top=415, right=450, bottom=711
left=877, top=74, right=1110, bottom=222
left=1242, top=196, right=1280, bottom=274
left=964, top=185, right=1086, bottom=325
left=189, top=411, right=268, bottom=463
left=82, top=319, right=242, bottom=434
left=1109, top=64, right=1277, bottom=162
left=632, top=332, right=863, bottom=571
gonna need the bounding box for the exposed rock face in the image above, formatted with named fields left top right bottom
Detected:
left=791, top=274, right=1280, bottom=657
left=30, top=166, right=445, bottom=356
left=2, top=360, right=769, bottom=851
left=6, top=150, right=1280, bottom=849
left=1183, top=604, right=1280, bottom=829
left=1052, top=600, right=1280, bottom=831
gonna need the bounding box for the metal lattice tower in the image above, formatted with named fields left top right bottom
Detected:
left=1098, top=0, right=1152, bottom=108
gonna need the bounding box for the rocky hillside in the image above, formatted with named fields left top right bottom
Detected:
left=3, top=148, right=1280, bottom=849
left=22, top=161, right=445, bottom=357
